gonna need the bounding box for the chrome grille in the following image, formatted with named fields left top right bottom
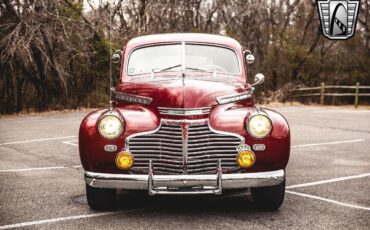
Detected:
left=127, top=120, right=243, bottom=174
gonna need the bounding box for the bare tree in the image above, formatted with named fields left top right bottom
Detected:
left=1, top=0, right=369, bottom=113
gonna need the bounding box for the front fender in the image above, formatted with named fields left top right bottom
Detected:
left=79, top=105, right=159, bottom=173
left=209, top=105, right=290, bottom=172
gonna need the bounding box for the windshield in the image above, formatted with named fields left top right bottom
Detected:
left=127, top=44, right=240, bottom=76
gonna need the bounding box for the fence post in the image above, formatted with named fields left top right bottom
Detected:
left=354, top=82, right=360, bottom=108
left=320, top=82, right=325, bottom=105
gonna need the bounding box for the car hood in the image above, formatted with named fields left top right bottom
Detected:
left=115, top=75, right=251, bottom=108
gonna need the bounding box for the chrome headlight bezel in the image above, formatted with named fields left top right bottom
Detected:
left=246, top=114, right=272, bottom=139
left=97, top=113, right=124, bottom=140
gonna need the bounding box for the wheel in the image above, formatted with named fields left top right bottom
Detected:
left=86, top=183, right=117, bottom=211
left=251, top=180, right=285, bottom=211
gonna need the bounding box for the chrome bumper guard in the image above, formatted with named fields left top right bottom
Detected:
left=148, top=160, right=223, bottom=195
left=85, top=160, right=285, bottom=195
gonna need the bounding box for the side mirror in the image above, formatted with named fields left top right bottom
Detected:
left=252, top=73, right=265, bottom=87
left=112, top=49, right=123, bottom=64
left=244, top=50, right=255, bottom=64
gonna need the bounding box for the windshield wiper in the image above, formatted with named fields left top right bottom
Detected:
left=185, top=66, right=217, bottom=78
left=157, top=64, right=182, bottom=72
left=148, top=65, right=222, bottom=79
left=156, top=65, right=212, bottom=73
left=185, top=66, right=211, bottom=73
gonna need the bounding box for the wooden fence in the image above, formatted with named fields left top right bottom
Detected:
left=290, top=82, right=370, bottom=108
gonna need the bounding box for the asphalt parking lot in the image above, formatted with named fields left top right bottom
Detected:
left=0, top=106, right=369, bottom=229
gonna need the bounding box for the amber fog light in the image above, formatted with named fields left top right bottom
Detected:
left=237, top=150, right=256, bottom=168
left=115, top=152, right=134, bottom=170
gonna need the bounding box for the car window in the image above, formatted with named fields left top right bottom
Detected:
left=185, top=44, right=239, bottom=74
left=127, top=44, right=240, bottom=76
left=127, top=44, right=182, bottom=75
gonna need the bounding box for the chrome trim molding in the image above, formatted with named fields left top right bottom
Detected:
left=161, top=119, right=208, bottom=126
left=115, top=92, right=153, bottom=105
left=158, top=107, right=211, bottom=116
left=208, top=120, right=245, bottom=143
left=84, top=169, right=285, bottom=192
left=216, top=92, right=251, bottom=105
left=125, top=123, right=162, bottom=150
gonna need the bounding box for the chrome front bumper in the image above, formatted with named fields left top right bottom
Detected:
left=85, top=161, right=285, bottom=195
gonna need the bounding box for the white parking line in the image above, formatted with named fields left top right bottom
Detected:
left=291, top=139, right=365, bottom=148
left=0, top=136, right=77, bottom=146
left=0, top=211, right=118, bottom=230
left=287, top=173, right=370, bottom=189
left=62, top=140, right=78, bottom=147
left=286, top=190, right=370, bottom=211
left=0, top=206, right=154, bottom=230
left=287, top=173, right=370, bottom=211
left=0, top=165, right=82, bottom=173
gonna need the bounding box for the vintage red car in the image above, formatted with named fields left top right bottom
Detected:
left=79, top=33, right=290, bottom=211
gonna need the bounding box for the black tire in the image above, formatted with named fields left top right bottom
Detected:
left=86, top=184, right=117, bottom=211
left=251, top=180, right=285, bottom=211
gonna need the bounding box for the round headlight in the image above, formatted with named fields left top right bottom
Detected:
left=98, top=115, right=124, bottom=139
left=247, top=114, right=272, bottom=139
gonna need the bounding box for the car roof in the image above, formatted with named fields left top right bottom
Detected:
left=126, top=33, right=242, bottom=50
